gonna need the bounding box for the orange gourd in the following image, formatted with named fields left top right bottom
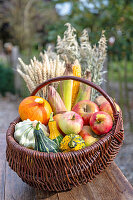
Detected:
left=19, top=96, right=52, bottom=125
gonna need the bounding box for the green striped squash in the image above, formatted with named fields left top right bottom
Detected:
left=34, top=122, right=59, bottom=153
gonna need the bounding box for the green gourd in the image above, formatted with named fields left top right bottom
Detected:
left=34, top=122, right=59, bottom=153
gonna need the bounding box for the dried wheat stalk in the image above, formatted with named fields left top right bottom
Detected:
left=17, top=52, right=65, bottom=98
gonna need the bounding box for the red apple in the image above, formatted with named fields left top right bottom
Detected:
left=94, top=95, right=108, bottom=106
left=90, top=111, right=113, bottom=135
left=53, top=114, right=65, bottom=136
left=79, top=126, right=99, bottom=146
left=100, top=101, right=120, bottom=120
left=72, top=100, right=99, bottom=125
left=58, top=111, right=83, bottom=135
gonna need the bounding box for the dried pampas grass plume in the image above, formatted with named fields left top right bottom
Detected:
left=56, top=23, right=80, bottom=63
left=80, top=30, right=107, bottom=100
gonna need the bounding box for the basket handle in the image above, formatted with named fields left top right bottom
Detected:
left=31, top=76, right=118, bottom=116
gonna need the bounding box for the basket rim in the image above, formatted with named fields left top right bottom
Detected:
left=6, top=114, right=119, bottom=159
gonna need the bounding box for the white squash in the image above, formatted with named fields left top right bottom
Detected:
left=14, top=119, right=49, bottom=149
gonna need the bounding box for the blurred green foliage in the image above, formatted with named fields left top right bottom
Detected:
left=0, top=0, right=58, bottom=51
left=108, top=61, right=133, bottom=82
left=0, top=0, right=133, bottom=61
left=0, top=61, right=15, bottom=96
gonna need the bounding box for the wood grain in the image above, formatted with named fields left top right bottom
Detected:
left=87, top=163, right=133, bottom=200
left=0, top=133, right=133, bottom=200
left=35, top=190, right=58, bottom=200
left=0, top=134, right=6, bottom=200
left=5, top=162, right=35, bottom=200
left=58, top=163, right=133, bottom=200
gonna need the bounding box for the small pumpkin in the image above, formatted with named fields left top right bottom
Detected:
left=14, top=119, right=49, bottom=149
left=19, top=96, right=52, bottom=125
left=60, top=134, right=85, bottom=152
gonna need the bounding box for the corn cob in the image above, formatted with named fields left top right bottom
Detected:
left=58, top=63, right=73, bottom=111
left=72, top=60, right=81, bottom=107
left=73, top=71, right=91, bottom=106
left=48, top=86, right=67, bottom=115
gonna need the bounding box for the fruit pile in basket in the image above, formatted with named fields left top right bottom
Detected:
left=14, top=80, right=120, bottom=153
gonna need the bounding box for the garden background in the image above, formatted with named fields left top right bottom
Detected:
left=0, top=0, right=133, bottom=184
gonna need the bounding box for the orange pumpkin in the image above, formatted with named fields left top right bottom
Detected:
left=19, top=96, right=52, bottom=125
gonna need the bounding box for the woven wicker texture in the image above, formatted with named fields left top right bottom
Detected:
left=6, top=76, right=124, bottom=192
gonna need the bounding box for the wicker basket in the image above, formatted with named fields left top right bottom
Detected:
left=6, top=76, right=124, bottom=192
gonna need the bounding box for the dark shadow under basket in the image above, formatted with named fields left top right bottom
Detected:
left=6, top=76, right=124, bottom=192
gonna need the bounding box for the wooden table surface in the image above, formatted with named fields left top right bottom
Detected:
left=0, top=133, right=133, bottom=200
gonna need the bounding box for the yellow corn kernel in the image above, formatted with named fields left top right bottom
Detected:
left=72, top=60, right=81, bottom=107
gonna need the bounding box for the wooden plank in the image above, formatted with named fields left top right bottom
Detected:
left=35, top=190, right=58, bottom=200
left=5, top=163, right=36, bottom=200
left=0, top=134, right=5, bottom=160
left=87, top=162, right=133, bottom=200
left=0, top=134, right=6, bottom=200
left=58, top=163, right=133, bottom=200
left=0, top=161, right=5, bottom=200
left=58, top=184, right=94, bottom=200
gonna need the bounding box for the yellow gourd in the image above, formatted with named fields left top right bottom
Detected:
left=60, top=134, right=85, bottom=152
left=48, top=112, right=63, bottom=146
